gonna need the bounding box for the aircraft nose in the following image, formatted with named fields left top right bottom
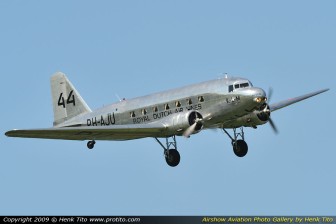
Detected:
left=252, top=88, right=267, bottom=103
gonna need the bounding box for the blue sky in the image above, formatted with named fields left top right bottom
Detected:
left=1, top=0, right=335, bottom=215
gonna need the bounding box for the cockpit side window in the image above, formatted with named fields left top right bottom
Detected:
left=230, top=81, right=251, bottom=92
left=228, top=85, right=233, bottom=92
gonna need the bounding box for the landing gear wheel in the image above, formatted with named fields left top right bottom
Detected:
left=87, top=140, right=96, bottom=149
left=165, top=149, right=180, bottom=167
left=233, top=140, right=248, bottom=157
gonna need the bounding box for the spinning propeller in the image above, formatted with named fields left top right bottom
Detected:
left=183, top=112, right=212, bottom=138
left=257, top=87, right=278, bottom=134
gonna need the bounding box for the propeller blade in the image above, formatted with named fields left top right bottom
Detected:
left=268, top=87, right=273, bottom=103
left=183, top=113, right=212, bottom=138
left=183, top=122, right=198, bottom=138
left=268, top=117, right=278, bottom=134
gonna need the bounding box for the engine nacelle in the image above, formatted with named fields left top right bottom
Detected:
left=236, top=110, right=268, bottom=127
left=235, top=103, right=273, bottom=127
left=172, top=111, right=203, bottom=135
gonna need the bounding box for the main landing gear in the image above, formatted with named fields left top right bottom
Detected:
left=87, top=140, right=96, bottom=149
left=223, top=127, right=248, bottom=157
left=155, top=136, right=180, bottom=167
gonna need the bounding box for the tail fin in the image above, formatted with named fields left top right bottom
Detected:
left=51, top=72, right=91, bottom=126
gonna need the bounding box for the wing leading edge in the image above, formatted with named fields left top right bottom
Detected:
left=270, top=88, right=329, bottom=112
left=5, top=123, right=168, bottom=141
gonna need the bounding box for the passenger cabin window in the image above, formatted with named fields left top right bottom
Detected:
left=198, top=96, right=204, bottom=102
left=175, top=101, right=181, bottom=107
left=130, top=111, right=135, bottom=118
left=142, top=109, right=147, bottom=115
left=164, top=104, right=170, bottom=110
left=187, top=98, right=192, bottom=105
left=153, top=106, right=158, bottom=113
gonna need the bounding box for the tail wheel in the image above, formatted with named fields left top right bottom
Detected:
left=165, top=149, right=180, bottom=167
left=87, top=140, right=95, bottom=149
left=233, top=140, right=248, bottom=157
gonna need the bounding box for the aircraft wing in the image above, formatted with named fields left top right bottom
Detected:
left=5, top=123, right=168, bottom=141
left=270, top=88, right=329, bottom=112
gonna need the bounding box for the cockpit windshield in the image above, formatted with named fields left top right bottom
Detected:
left=240, top=83, right=249, bottom=88
left=228, top=81, right=252, bottom=92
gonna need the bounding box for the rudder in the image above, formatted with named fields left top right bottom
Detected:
left=51, top=72, right=91, bottom=126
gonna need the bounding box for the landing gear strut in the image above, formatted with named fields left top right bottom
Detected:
left=155, top=136, right=180, bottom=167
left=223, top=127, right=248, bottom=157
left=87, top=140, right=96, bottom=149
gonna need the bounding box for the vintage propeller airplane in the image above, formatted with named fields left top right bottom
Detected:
left=5, top=72, right=329, bottom=167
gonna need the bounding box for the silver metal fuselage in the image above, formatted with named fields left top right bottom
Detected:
left=5, top=72, right=328, bottom=167
left=59, top=76, right=267, bottom=139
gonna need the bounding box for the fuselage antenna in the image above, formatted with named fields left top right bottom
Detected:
left=115, top=94, right=122, bottom=102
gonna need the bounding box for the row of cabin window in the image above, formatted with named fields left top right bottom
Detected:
left=130, top=96, right=205, bottom=118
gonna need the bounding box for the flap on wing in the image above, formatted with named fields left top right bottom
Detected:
left=270, top=88, right=329, bottom=112
left=5, top=123, right=168, bottom=141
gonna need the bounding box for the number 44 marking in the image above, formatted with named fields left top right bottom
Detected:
left=58, top=90, right=76, bottom=108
